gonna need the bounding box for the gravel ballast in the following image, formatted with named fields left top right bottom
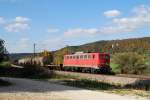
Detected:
left=0, top=77, right=146, bottom=100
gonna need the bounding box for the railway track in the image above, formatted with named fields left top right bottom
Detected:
left=116, top=74, right=150, bottom=80
left=12, top=64, right=150, bottom=85
left=46, top=65, right=150, bottom=80
left=53, top=70, right=150, bottom=85
left=51, top=69, right=150, bottom=80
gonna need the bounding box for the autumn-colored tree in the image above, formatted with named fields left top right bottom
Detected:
left=113, top=52, right=147, bottom=74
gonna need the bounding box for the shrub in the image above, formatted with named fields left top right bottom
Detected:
left=0, top=61, right=11, bottom=68
left=112, top=52, right=147, bottom=74
left=22, top=64, right=54, bottom=79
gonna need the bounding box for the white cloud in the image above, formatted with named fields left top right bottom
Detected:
left=64, top=28, right=99, bottom=37
left=9, top=38, right=30, bottom=53
left=47, top=28, right=59, bottom=33
left=112, top=5, right=150, bottom=31
left=104, top=10, right=121, bottom=18
left=5, top=22, right=29, bottom=32
left=15, top=16, right=29, bottom=23
left=39, top=37, right=65, bottom=51
left=64, top=5, right=150, bottom=38
left=16, top=38, right=29, bottom=52
left=0, top=17, right=5, bottom=25
left=4, top=16, right=30, bottom=32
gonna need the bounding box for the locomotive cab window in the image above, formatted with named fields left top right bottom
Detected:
left=100, top=55, right=109, bottom=59
left=105, top=55, right=109, bottom=59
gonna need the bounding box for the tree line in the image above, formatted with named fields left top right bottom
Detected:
left=0, top=39, right=8, bottom=62
left=53, top=37, right=150, bottom=65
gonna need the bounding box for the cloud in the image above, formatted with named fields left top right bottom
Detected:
left=5, top=22, right=29, bottom=32
left=112, top=5, right=150, bottom=30
left=64, top=5, right=150, bottom=38
left=0, top=17, right=5, bottom=25
left=104, top=10, right=121, bottom=18
left=15, top=16, right=29, bottom=23
left=47, top=28, right=59, bottom=33
left=39, top=37, right=65, bottom=51
left=4, top=16, right=30, bottom=32
left=64, top=28, right=99, bottom=37
left=16, top=38, right=30, bottom=52
left=8, top=38, right=30, bottom=53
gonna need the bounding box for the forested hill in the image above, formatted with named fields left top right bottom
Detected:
left=53, top=37, right=150, bottom=65
left=55, top=37, right=150, bottom=55
left=10, top=37, right=150, bottom=62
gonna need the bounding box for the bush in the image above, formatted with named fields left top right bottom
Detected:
left=22, top=64, right=54, bottom=79
left=0, top=61, right=11, bottom=68
left=112, top=52, right=147, bottom=74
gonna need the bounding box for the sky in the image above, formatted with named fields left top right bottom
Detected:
left=0, top=0, right=150, bottom=53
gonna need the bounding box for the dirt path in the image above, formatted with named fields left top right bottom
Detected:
left=0, top=77, right=146, bottom=100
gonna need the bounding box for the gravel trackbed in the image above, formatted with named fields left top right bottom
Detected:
left=0, top=77, right=145, bottom=100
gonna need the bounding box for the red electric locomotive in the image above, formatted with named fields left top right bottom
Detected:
left=63, top=52, right=111, bottom=73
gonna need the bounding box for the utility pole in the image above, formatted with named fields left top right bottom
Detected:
left=33, top=43, right=36, bottom=58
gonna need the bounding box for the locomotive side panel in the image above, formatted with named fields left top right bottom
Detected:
left=63, top=53, right=109, bottom=69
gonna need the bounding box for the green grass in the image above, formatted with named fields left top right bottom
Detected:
left=50, top=74, right=120, bottom=90
left=145, top=61, right=150, bottom=65
left=108, top=89, right=150, bottom=99
left=110, top=62, right=120, bottom=73
left=51, top=73, right=79, bottom=80
left=0, top=61, right=11, bottom=68
left=63, top=79, right=120, bottom=90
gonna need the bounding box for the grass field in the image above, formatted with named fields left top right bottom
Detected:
left=0, top=61, right=11, bottom=68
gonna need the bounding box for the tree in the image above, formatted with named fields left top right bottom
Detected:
left=0, top=39, right=5, bottom=62
left=113, top=52, right=147, bottom=74
left=0, top=39, right=8, bottom=62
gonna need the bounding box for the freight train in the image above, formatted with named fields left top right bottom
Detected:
left=18, top=52, right=111, bottom=74
left=18, top=56, right=52, bottom=66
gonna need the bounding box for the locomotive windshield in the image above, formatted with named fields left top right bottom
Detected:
left=105, top=55, right=110, bottom=59
left=100, top=55, right=109, bottom=59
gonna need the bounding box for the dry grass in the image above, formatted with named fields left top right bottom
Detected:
left=105, top=89, right=150, bottom=100
left=49, top=74, right=150, bottom=99
left=0, top=93, right=68, bottom=100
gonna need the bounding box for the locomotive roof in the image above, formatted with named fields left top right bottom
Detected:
left=65, top=52, right=109, bottom=56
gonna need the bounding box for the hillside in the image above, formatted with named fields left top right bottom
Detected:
left=55, top=37, right=150, bottom=54
left=9, top=53, right=33, bottom=61
left=53, top=37, right=150, bottom=64
left=10, top=37, right=150, bottom=63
